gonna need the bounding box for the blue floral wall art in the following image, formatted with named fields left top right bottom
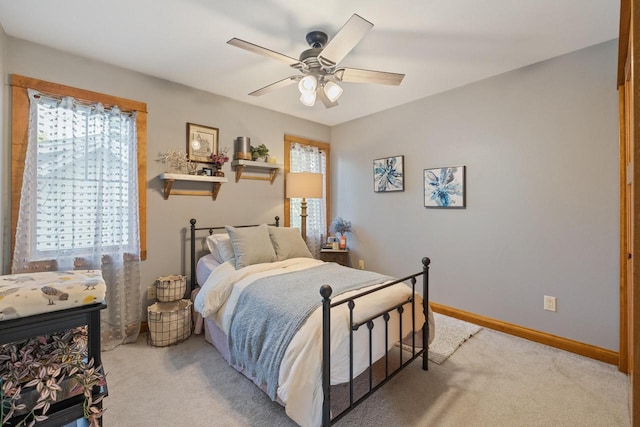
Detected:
left=424, top=166, right=466, bottom=208
left=373, top=155, right=404, bottom=193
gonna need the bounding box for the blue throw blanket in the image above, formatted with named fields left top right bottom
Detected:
left=228, top=263, right=393, bottom=400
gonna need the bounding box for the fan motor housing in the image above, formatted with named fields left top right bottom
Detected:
left=299, top=48, right=324, bottom=70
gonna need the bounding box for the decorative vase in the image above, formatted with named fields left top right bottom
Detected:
left=213, top=169, right=225, bottom=177
left=234, top=136, right=252, bottom=160
left=186, top=162, right=197, bottom=175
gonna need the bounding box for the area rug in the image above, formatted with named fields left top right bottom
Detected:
left=427, top=313, right=482, bottom=364
left=397, top=313, right=482, bottom=364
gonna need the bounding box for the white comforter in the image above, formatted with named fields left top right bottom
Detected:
left=194, top=258, right=434, bottom=427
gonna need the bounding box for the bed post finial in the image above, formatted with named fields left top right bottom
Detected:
left=275, top=216, right=280, bottom=227
left=320, top=284, right=332, bottom=299
left=422, top=257, right=430, bottom=267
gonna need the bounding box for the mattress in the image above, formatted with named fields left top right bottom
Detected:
left=196, top=254, right=220, bottom=287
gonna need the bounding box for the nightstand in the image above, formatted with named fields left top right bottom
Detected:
left=320, top=249, right=350, bottom=267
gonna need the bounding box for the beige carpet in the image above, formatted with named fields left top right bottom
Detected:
left=101, top=316, right=630, bottom=426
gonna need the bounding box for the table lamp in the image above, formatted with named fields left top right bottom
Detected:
left=286, top=172, right=323, bottom=242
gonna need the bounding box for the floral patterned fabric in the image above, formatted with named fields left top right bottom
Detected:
left=0, top=270, right=106, bottom=321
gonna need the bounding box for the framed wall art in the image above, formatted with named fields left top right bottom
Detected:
left=187, top=122, right=218, bottom=163
left=373, top=155, right=404, bottom=192
left=424, top=166, right=466, bottom=208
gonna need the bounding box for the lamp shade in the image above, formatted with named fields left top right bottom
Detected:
left=299, top=91, right=317, bottom=107
left=323, top=81, right=343, bottom=102
left=298, top=75, right=318, bottom=94
left=286, top=172, right=323, bottom=199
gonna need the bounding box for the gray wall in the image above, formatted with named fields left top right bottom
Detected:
left=0, top=38, right=330, bottom=297
left=331, top=40, right=620, bottom=351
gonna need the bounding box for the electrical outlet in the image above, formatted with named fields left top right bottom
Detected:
left=544, top=295, right=557, bottom=312
left=147, top=285, right=157, bottom=300
left=358, top=259, right=365, bottom=270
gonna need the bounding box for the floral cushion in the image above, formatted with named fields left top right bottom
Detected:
left=0, top=270, right=106, bottom=321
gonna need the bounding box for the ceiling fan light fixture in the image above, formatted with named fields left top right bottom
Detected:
left=228, top=14, right=405, bottom=109
left=299, top=91, right=316, bottom=107
left=298, top=75, right=317, bottom=94
left=323, top=81, right=343, bottom=102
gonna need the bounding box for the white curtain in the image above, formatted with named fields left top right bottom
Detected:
left=289, top=143, right=327, bottom=256
left=12, top=89, right=141, bottom=350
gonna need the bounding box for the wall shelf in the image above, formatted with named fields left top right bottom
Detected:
left=231, top=160, right=282, bottom=184
left=159, top=173, right=228, bottom=200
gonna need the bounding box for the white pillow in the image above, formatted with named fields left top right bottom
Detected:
left=268, top=226, right=313, bottom=261
left=226, top=224, right=277, bottom=269
left=206, top=233, right=235, bottom=264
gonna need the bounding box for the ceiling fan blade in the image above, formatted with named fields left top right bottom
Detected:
left=317, top=14, right=373, bottom=68
left=334, top=68, right=405, bottom=86
left=317, top=88, right=339, bottom=109
left=249, top=76, right=301, bottom=97
left=228, top=38, right=303, bottom=67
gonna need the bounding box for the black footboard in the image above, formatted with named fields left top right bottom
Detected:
left=320, top=257, right=430, bottom=426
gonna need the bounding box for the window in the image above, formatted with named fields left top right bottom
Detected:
left=10, top=75, right=147, bottom=348
left=30, top=92, right=136, bottom=258
left=284, top=134, right=330, bottom=255
left=10, top=75, right=147, bottom=263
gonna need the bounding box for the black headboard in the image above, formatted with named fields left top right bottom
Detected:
left=188, top=216, right=280, bottom=294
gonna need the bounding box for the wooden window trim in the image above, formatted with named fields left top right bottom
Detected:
left=10, top=74, right=148, bottom=264
left=283, top=134, right=331, bottom=233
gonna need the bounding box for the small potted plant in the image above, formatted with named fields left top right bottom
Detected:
left=209, top=147, right=230, bottom=176
left=250, top=144, right=269, bottom=161
left=330, top=217, right=352, bottom=250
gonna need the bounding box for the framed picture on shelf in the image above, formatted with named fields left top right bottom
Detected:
left=373, top=155, right=404, bottom=192
left=187, top=123, right=218, bottom=163
left=423, top=165, right=466, bottom=208
left=202, top=167, right=213, bottom=176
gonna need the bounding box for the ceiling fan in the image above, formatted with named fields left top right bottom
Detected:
left=227, top=14, right=405, bottom=108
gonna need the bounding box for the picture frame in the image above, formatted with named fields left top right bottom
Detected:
left=187, top=123, right=218, bottom=163
left=424, top=166, right=466, bottom=208
left=202, top=167, right=213, bottom=176
left=373, top=155, right=404, bottom=192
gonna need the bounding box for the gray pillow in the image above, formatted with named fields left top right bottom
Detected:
left=226, top=224, right=277, bottom=269
left=268, top=226, right=313, bottom=261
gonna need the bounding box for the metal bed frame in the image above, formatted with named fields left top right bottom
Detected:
left=189, top=217, right=430, bottom=426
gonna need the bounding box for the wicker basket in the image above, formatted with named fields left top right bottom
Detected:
left=156, top=275, right=186, bottom=302
left=147, top=300, right=192, bottom=347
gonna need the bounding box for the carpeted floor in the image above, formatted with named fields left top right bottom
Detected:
left=101, top=316, right=630, bottom=426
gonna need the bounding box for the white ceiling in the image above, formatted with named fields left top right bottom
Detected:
left=0, top=0, right=620, bottom=126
